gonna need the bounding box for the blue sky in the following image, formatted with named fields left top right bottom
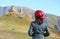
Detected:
left=0, top=0, right=60, bottom=16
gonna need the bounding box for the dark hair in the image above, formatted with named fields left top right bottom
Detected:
left=35, top=16, right=43, bottom=25
left=35, top=16, right=43, bottom=20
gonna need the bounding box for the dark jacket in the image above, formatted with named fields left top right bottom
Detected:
left=28, top=21, right=50, bottom=39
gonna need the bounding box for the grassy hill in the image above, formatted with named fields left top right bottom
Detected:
left=0, top=12, right=60, bottom=39
left=0, top=12, right=32, bottom=33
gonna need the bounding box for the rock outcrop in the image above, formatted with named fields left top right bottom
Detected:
left=9, top=6, right=17, bottom=12
left=19, top=8, right=24, bottom=17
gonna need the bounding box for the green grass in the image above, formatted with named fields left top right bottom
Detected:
left=0, top=30, right=59, bottom=39
left=0, top=30, right=31, bottom=39
left=0, top=15, right=31, bottom=33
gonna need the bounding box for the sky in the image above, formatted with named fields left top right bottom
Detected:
left=0, top=0, right=60, bottom=16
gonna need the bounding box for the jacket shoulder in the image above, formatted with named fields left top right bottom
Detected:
left=31, top=21, right=35, bottom=23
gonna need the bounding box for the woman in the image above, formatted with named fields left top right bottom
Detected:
left=28, top=10, right=50, bottom=39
